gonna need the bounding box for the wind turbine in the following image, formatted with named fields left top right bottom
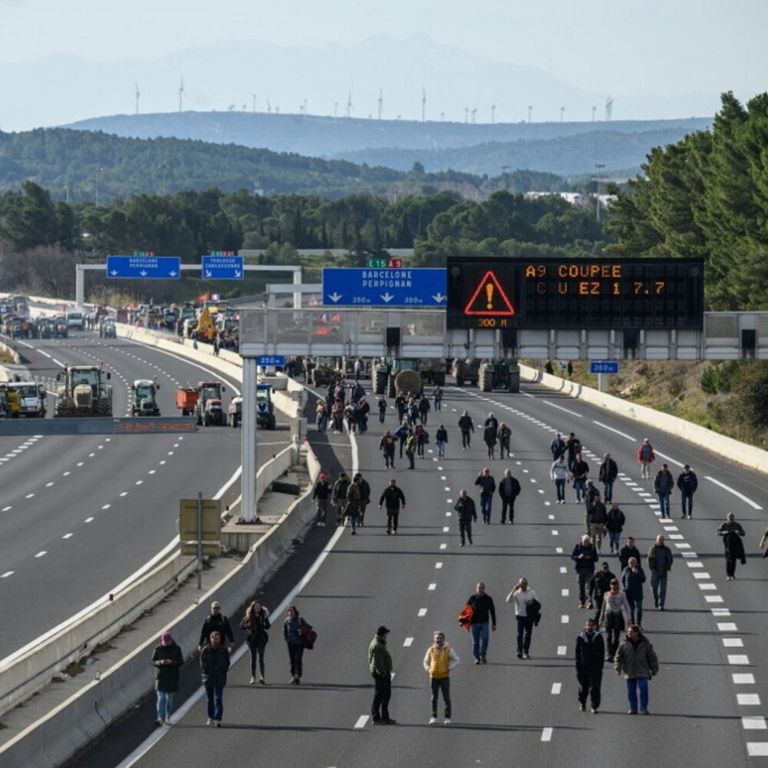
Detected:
left=491, top=104, right=496, bottom=124
left=378, top=89, right=383, bottom=120
left=560, top=106, right=565, bottom=122
left=346, top=91, right=353, bottom=118
left=527, top=105, right=532, bottom=123
left=605, top=96, right=614, bottom=122
left=135, top=82, right=140, bottom=115
left=178, top=77, right=185, bottom=113
left=421, top=87, right=427, bottom=122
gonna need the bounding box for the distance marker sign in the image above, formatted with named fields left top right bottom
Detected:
left=447, top=257, right=704, bottom=330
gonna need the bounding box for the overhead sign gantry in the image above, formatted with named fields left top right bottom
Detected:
left=447, top=257, right=705, bottom=331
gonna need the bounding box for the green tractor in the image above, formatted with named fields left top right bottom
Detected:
left=478, top=359, right=521, bottom=393
left=131, top=379, right=161, bottom=416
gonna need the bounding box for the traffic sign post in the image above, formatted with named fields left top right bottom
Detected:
left=590, top=361, right=619, bottom=374
left=202, top=252, right=244, bottom=280
left=106, top=254, right=181, bottom=279
left=256, top=355, right=286, bottom=367
left=323, top=267, right=446, bottom=307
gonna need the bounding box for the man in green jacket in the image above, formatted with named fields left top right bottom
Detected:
left=368, top=626, right=395, bottom=724
left=614, top=625, right=659, bottom=715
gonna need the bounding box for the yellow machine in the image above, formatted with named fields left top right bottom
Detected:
left=0, top=384, right=21, bottom=417
left=195, top=307, right=217, bottom=343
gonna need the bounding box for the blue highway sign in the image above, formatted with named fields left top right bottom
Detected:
left=322, top=268, right=447, bottom=307
left=202, top=254, right=244, bottom=280
left=107, top=255, right=181, bottom=279
left=256, top=355, right=286, bottom=367
left=590, top=361, right=619, bottom=374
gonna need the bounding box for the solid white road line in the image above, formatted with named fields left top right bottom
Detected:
left=705, top=475, right=763, bottom=510
left=592, top=421, right=635, bottom=441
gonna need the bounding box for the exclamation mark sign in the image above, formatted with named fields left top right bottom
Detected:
left=485, top=281, right=494, bottom=309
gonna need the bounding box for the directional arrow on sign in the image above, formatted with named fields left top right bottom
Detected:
left=432, top=292, right=446, bottom=303
left=380, top=292, right=394, bottom=303
left=205, top=270, right=212, bottom=277
left=140, top=270, right=148, bottom=277
left=328, top=292, right=343, bottom=303
left=169, top=270, right=178, bottom=277
left=235, top=270, right=242, bottom=277
left=110, top=270, right=118, bottom=276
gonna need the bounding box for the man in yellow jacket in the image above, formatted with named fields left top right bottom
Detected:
left=422, top=631, right=460, bottom=725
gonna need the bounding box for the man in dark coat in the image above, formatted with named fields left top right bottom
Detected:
left=455, top=489, right=478, bottom=546
left=598, top=453, right=618, bottom=503
left=717, top=512, right=747, bottom=580
left=676, top=464, right=699, bottom=519
left=369, top=626, right=395, bottom=724
left=498, top=469, right=522, bottom=524
left=575, top=618, right=605, bottom=713
left=151, top=631, right=183, bottom=725
left=572, top=534, right=598, bottom=609
left=200, top=631, right=230, bottom=727
left=475, top=467, right=496, bottom=524
left=654, top=463, right=675, bottom=519
left=458, top=411, right=475, bottom=450
left=199, top=601, right=234, bottom=651
left=379, top=478, right=406, bottom=535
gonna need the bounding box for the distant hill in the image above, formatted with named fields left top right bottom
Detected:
left=0, top=127, right=485, bottom=202
left=65, top=111, right=711, bottom=176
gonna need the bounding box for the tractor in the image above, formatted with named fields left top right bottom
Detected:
left=55, top=364, right=113, bottom=417
left=227, top=383, right=276, bottom=429
left=176, top=381, right=226, bottom=426
left=478, top=359, right=521, bottom=393
left=131, top=379, right=161, bottom=416
left=451, top=358, right=481, bottom=387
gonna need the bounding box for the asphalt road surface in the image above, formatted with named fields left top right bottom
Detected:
left=0, top=331, right=290, bottom=654
left=65, top=379, right=768, bottom=767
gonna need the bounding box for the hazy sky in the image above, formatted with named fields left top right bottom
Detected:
left=0, top=0, right=765, bottom=127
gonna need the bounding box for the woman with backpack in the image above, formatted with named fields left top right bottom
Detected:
left=284, top=605, right=315, bottom=684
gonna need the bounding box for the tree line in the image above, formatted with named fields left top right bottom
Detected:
left=0, top=183, right=607, bottom=302
left=606, top=91, right=768, bottom=311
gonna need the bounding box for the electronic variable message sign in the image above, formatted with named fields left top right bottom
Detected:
left=446, top=257, right=704, bottom=330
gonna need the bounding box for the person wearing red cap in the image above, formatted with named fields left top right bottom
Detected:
left=151, top=631, right=183, bottom=725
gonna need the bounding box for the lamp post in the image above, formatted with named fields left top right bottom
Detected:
left=594, top=163, right=606, bottom=223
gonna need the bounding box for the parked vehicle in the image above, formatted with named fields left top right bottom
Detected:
left=55, top=364, right=112, bottom=416
left=131, top=379, right=160, bottom=416
left=66, top=311, right=84, bottom=331
left=10, top=381, right=47, bottom=417
left=176, top=381, right=226, bottom=425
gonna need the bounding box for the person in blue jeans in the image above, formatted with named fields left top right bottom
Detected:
left=654, top=464, right=674, bottom=519
left=614, top=625, right=658, bottom=714
left=151, top=631, right=183, bottom=725
left=572, top=454, right=589, bottom=503
left=466, top=582, right=497, bottom=663
left=435, top=425, right=448, bottom=459
left=474, top=467, right=496, bottom=525
left=676, top=465, right=698, bottom=519
left=200, top=631, right=230, bottom=726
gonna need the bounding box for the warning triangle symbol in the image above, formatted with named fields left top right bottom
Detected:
left=464, top=270, right=516, bottom=316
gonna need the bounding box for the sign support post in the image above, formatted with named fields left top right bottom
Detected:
left=196, top=491, right=203, bottom=590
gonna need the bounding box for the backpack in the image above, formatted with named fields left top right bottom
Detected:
left=298, top=619, right=317, bottom=650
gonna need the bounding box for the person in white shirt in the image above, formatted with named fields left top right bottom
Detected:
left=506, top=578, right=540, bottom=659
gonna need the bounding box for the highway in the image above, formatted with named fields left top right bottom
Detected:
left=66, top=378, right=768, bottom=767
left=0, top=329, right=289, bottom=653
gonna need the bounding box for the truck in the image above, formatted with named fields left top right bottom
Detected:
left=477, top=359, right=521, bottom=393
left=55, top=364, right=112, bottom=416
left=10, top=381, right=47, bottom=417
left=131, top=379, right=161, bottom=416
left=451, top=358, right=481, bottom=387
left=227, top=383, right=276, bottom=429
left=176, top=381, right=226, bottom=426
